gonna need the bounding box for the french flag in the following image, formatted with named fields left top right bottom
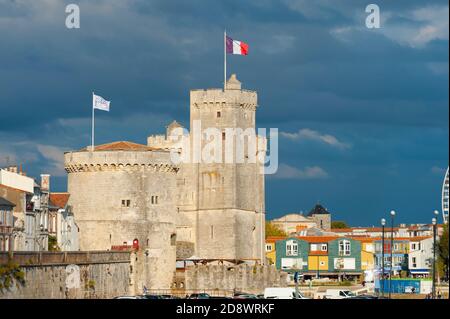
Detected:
left=226, top=36, right=249, bottom=55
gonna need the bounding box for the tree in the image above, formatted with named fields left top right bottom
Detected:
left=437, top=223, right=449, bottom=281
left=48, top=235, right=60, bottom=252
left=331, top=221, right=349, bottom=229
left=265, top=222, right=287, bottom=238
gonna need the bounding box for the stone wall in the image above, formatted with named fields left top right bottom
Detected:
left=184, top=264, right=287, bottom=295
left=0, top=251, right=130, bottom=299
left=176, top=241, right=195, bottom=259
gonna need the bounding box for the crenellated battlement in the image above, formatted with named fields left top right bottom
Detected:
left=64, top=149, right=178, bottom=173
left=190, top=89, right=257, bottom=111
left=190, top=74, right=257, bottom=111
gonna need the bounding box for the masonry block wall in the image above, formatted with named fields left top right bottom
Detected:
left=0, top=251, right=130, bottom=299
left=184, top=264, right=287, bottom=294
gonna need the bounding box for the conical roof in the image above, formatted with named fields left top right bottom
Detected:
left=307, top=204, right=331, bottom=216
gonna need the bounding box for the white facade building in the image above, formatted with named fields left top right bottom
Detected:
left=408, top=237, right=433, bottom=277
left=0, top=167, right=49, bottom=252
left=50, top=193, right=79, bottom=251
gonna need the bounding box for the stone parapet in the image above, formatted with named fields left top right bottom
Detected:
left=190, top=88, right=257, bottom=111
left=64, top=150, right=178, bottom=173
left=0, top=251, right=131, bottom=266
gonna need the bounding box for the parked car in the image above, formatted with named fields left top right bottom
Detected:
left=234, top=293, right=258, bottom=299
left=324, top=289, right=356, bottom=299
left=348, top=294, right=379, bottom=299
left=188, top=293, right=211, bottom=299
left=113, top=296, right=144, bottom=299
left=141, top=294, right=163, bottom=299
left=264, top=288, right=309, bottom=299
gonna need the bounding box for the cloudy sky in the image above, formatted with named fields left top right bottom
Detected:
left=0, top=0, right=448, bottom=226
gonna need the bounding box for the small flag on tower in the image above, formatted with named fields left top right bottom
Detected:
left=226, top=36, right=249, bottom=56
left=93, top=93, right=110, bottom=112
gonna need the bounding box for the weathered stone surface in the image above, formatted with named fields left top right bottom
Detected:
left=64, top=149, right=178, bottom=293
left=176, top=241, right=195, bottom=259
left=0, top=251, right=130, bottom=299
left=184, top=264, right=287, bottom=295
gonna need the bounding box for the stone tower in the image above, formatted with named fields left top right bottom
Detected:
left=64, top=141, right=178, bottom=293
left=307, top=204, right=332, bottom=231
left=173, top=74, right=266, bottom=262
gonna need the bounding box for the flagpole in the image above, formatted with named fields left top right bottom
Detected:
left=91, top=92, right=95, bottom=152
left=224, top=29, right=227, bottom=90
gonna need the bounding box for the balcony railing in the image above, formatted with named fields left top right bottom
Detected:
left=0, top=225, right=13, bottom=234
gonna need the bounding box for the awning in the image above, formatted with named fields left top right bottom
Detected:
left=410, top=269, right=430, bottom=274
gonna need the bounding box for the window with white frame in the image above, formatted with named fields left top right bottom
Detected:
left=339, top=240, right=351, bottom=256
left=265, top=244, right=272, bottom=252
left=321, top=244, right=328, bottom=251
left=286, top=240, right=298, bottom=256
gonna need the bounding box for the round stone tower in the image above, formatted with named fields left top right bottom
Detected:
left=64, top=141, right=178, bottom=293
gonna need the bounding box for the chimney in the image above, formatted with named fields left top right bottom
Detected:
left=8, top=166, right=18, bottom=173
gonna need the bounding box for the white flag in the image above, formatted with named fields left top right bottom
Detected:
left=93, top=93, right=110, bottom=111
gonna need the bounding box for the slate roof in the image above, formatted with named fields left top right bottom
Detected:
left=307, top=204, right=331, bottom=216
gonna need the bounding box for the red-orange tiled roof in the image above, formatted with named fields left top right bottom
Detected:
left=408, top=236, right=432, bottom=241
left=49, top=193, right=70, bottom=209
left=331, top=227, right=397, bottom=232
left=309, top=251, right=328, bottom=256
left=83, top=141, right=160, bottom=152
left=266, top=236, right=287, bottom=243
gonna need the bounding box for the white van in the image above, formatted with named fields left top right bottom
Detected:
left=264, top=287, right=309, bottom=299
left=324, top=289, right=356, bottom=299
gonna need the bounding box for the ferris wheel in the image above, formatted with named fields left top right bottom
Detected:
left=443, top=167, right=449, bottom=224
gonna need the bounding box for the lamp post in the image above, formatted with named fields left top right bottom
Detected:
left=389, top=210, right=395, bottom=299
left=432, top=210, right=438, bottom=299
left=381, top=218, right=386, bottom=298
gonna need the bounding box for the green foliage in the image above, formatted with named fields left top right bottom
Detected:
left=400, top=270, right=408, bottom=278
left=0, top=254, right=26, bottom=292
left=331, top=221, right=349, bottom=229
left=48, top=235, right=60, bottom=252
left=85, top=279, right=95, bottom=290
left=265, top=222, right=287, bottom=238
left=438, top=224, right=449, bottom=279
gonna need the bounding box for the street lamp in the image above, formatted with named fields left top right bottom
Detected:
left=389, top=210, right=396, bottom=299
left=381, top=218, right=386, bottom=298
left=432, top=214, right=438, bottom=299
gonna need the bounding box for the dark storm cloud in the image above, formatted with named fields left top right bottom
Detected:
left=0, top=0, right=448, bottom=224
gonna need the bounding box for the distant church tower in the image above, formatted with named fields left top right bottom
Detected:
left=168, top=74, right=266, bottom=263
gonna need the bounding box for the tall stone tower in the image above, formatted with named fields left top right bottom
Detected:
left=175, top=74, right=266, bottom=262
